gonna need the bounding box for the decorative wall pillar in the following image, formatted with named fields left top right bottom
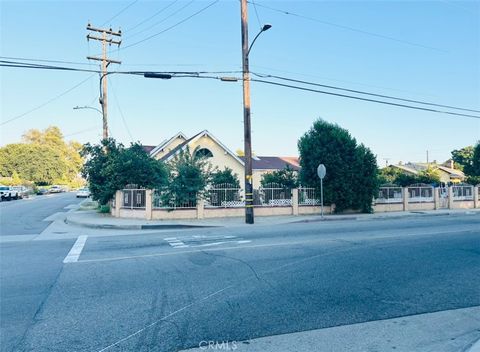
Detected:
left=145, top=190, right=153, bottom=220
left=402, top=187, right=409, bottom=212
left=197, top=199, right=205, bottom=219
left=448, top=186, right=454, bottom=209
left=292, top=188, right=299, bottom=216
left=114, top=190, right=122, bottom=217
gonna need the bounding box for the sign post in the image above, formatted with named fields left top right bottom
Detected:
left=317, top=164, right=326, bottom=218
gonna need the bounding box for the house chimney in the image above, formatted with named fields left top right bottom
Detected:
left=450, top=160, right=454, bottom=169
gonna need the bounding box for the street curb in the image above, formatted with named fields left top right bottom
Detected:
left=64, top=217, right=219, bottom=230
left=289, top=210, right=479, bottom=224
left=466, top=338, right=480, bottom=352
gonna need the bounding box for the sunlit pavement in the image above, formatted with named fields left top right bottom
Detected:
left=1, top=195, right=479, bottom=352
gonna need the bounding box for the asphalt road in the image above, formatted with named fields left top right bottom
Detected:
left=0, top=196, right=479, bottom=352
left=0, top=192, right=82, bottom=236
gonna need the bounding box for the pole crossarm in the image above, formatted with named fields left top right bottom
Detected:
left=86, top=56, right=122, bottom=64
left=87, top=34, right=122, bottom=46
left=86, top=24, right=122, bottom=36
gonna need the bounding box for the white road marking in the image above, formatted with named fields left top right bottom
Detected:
left=74, top=228, right=476, bottom=264
left=63, top=235, right=88, bottom=263
left=165, top=237, right=189, bottom=248
left=196, top=241, right=228, bottom=247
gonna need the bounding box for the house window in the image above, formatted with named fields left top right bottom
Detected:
left=195, top=148, right=213, bottom=158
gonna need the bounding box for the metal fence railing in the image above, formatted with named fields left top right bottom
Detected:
left=205, top=183, right=244, bottom=208
left=408, top=186, right=434, bottom=203
left=452, top=185, right=474, bottom=201
left=298, top=187, right=320, bottom=205
left=254, top=183, right=292, bottom=206
left=376, top=187, right=403, bottom=204
left=121, top=189, right=146, bottom=209
left=152, top=189, right=197, bottom=209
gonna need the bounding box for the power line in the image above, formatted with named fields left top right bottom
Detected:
left=108, top=77, right=134, bottom=142
left=252, top=72, right=480, bottom=113
left=249, top=1, right=446, bottom=52
left=0, top=60, right=239, bottom=75
left=250, top=0, right=263, bottom=29
left=101, top=0, right=139, bottom=27
left=115, top=0, right=219, bottom=52
left=1, top=74, right=95, bottom=126
left=0, top=56, right=93, bottom=66
left=126, top=0, right=180, bottom=33
left=64, top=125, right=101, bottom=138
left=125, top=0, right=194, bottom=40
left=250, top=78, right=480, bottom=119
left=0, top=60, right=100, bottom=73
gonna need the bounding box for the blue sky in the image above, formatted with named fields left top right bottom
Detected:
left=1, top=0, right=479, bottom=166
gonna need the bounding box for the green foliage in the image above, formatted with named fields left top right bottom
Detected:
left=377, top=166, right=404, bottom=185
left=211, top=167, right=240, bottom=187
left=378, top=165, right=440, bottom=187
left=298, top=119, right=378, bottom=213
left=451, top=146, right=474, bottom=172
left=416, top=167, right=441, bottom=184
left=470, top=142, right=480, bottom=175
left=260, top=165, right=299, bottom=189
left=81, top=139, right=168, bottom=205
left=0, top=143, right=65, bottom=184
left=0, top=126, right=83, bottom=187
left=98, top=204, right=110, bottom=213
left=161, top=147, right=211, bottom=207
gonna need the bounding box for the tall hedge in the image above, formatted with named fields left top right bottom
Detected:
left=298, top=119, right=378, bottom=213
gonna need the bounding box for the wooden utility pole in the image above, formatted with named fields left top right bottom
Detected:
left=86, top=23, right=122, bottom=139
left=240, top=0, right=254, bottom=224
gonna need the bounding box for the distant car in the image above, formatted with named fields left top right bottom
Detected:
left=76, top=188, right=91, bottom=198
left=49, top=185, right=63, bottom=193
left=11, top=186, right=30, bottom=199
left=36, top=187, right=49, bottom=195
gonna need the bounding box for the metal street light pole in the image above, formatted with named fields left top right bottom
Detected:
left=73, top=105, right=103, bottom=115
left=240, top=0, right=271, bottom=224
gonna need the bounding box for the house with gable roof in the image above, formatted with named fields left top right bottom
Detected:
left=389, top=159, right=465, bottom=184
left=142, top=130, right=300, bottom=189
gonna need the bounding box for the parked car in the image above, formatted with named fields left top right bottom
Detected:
left=36, top=187, right=50, bottom=195
left=49, top=185, right=63, bottom=193
left=0, top=185, right=19, bottom=200
left=11, top=186, right=30, bottom=199
left=76, top=188, right=91, bottom=198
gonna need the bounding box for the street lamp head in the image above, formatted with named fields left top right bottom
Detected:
left=262, top=24, right=272, bottom=32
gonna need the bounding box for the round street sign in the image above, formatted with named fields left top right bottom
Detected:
left=317, top=164, right=326, bottom=179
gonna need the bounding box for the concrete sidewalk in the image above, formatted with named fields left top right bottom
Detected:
left=64, top=208, right=480, bottom=230
left=180, top=306, right=480, bottom=352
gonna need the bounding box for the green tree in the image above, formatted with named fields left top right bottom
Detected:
left=351, top=144, right=379, bottom=212
left=162, top=148, right=211, bottom=207
left=81, top=139, right=168, bottom=205
left=298, top=119, right=378, bottom=213
left=18, top=126, right=84, bottom=186
left=211, top=167, right=240, bottom=187
left=377, top=166, right=405, bottom=185
left=416, top=167, right=441, bottom=185
left=0, top=143, right=65, bottom=184
left=466, top=142, right=480, bottom=184
left=451, top=146, right=474, bottom=172
left=260, top=166, right=299, bottom=189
